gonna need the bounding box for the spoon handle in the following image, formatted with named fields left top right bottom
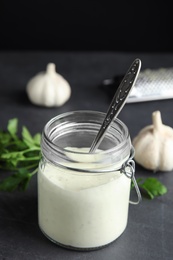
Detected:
left=89, top=58, right=141, bottom=153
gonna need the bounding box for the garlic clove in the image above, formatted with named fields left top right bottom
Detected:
left=26, top=63, right=71, bottom=107
left=132, top=110, right=173, bottom=172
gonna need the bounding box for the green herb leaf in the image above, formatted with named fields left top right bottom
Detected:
left=7, top=118, right=18, bottom=139
left=0, top=118, right=41, bottom=192
left=22, top=126, right=37, bottom=148
left=0, top=170, right=32, bottom=192
left=33, top=133, right=41, bottom=146
left=134, top=177, right=167, bottom=199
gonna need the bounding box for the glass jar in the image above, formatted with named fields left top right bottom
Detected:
left=38, top=110, right=141, bottom=250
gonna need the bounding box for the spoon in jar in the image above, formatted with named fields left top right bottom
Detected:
left=89, top=58, right=141, bottom=153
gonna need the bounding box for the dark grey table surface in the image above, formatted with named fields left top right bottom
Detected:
left=0, top=51, right=173, bottom=260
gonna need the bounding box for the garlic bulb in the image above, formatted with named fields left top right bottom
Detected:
left=132, top=110, right=173, bottom=171
left=26, top=63, right=71, bottom=107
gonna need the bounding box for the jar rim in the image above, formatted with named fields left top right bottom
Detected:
left=42, top=110, right=130, bottom=157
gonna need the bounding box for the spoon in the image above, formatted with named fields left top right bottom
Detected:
left=89, top=58, right=141, bottom=153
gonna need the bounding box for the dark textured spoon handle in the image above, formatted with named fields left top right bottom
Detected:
left=89, top=58, right=141, bottom=153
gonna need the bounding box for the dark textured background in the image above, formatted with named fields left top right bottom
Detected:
left=0, top=1, right=172, bottom=52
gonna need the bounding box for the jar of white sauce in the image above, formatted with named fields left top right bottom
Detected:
left=38, top=111, right=141, bottom=250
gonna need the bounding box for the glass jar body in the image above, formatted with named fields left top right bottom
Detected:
left=38, top=111, right=132, bottom=250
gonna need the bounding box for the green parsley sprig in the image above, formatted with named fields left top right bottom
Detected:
left=132, top=177, right=167, bottom=199
left=0, top=118, right=41, bottom=191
